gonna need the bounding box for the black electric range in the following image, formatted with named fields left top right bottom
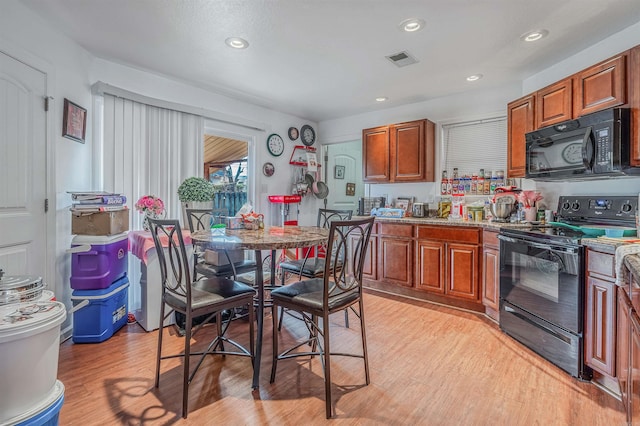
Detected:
left=498, top=195, right=637, bottom=380
left=502, top=195, right=638, bottom=246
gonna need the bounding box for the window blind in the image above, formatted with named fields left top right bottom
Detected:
left=442, top=117, right=507, bottom=179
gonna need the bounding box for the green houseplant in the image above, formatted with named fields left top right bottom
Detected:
left=177, top=177, right=214, bottom=225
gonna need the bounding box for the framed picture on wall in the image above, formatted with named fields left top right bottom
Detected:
left=62, top=98, right=87, bottom=143
left=334, top=165, right=345, bottom=179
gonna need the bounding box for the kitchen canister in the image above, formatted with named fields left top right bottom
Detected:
left=0, top=301, right=66, bottom=423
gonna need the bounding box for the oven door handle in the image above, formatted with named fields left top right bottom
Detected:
left=503, top=305, right=572, bottom=344
left=497, top=234, right=578, bottom=254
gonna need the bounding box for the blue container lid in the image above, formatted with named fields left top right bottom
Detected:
left=9, top=380, right=64, bottom=426
left=71, top=276, right=129, bottom=299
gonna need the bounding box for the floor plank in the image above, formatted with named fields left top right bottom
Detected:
left=56, top=292, right=627, bottom=425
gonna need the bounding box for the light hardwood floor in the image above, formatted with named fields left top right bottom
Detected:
left=57, top=291, right=627, bottom=425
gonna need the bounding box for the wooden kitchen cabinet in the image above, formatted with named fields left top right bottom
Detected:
left=630, top=311, right=640, bottom=425
left=378, top=223, right=413, bottom=287
left=629, top=45, right=640, bottom=167
left=362, top=125, right=390, bottom=182
left=536, top=78, right=573, bottom=128
left=574, top=55, right=626, bottom=117
left=415, top=225, right=481, bottom=302
left=585, top=248, right=617, bottom=378
left=617, top=287, right=631, bottom=419
left=348, top=223, right=378, bottom=281
left=482, top=230, right=500, bottom=321
left=507, top=95, right=534, bottom=178
left=362, top=119, right=435, bottom=183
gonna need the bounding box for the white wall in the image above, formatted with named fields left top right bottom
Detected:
left=318, top=83, right=522, bottom=206
left=0, top=1, right=322, bottom=328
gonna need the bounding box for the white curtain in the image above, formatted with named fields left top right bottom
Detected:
left=100, top=94, right=204, bottom=315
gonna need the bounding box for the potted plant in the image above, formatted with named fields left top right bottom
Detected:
left=177, top=177, right=214, bottom=224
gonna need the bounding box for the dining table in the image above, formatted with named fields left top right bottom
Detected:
left=190, top=225, right=330, bottom=389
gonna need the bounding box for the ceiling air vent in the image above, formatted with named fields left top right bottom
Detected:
left=385, top=51, right=418, bottom=68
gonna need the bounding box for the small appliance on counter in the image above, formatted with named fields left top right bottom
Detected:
left=358, top=197, right=385, bottom=216
left=412, top=202, right=427, bottom=217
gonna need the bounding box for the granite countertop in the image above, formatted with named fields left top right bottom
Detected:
left=625, top=254, right=640, bottom=283
left=355, top=215, right=531, bottom=231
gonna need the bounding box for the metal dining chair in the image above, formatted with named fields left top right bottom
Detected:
left=277, top=208, right=353, bottom=329
left=148, top=218, right=255, bottom=419
left=185, top=208, right=257, bottom=281
left=269, top=216, right=375, bottom=419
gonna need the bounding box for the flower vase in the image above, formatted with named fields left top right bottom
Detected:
left=143, top=210, right=166, bottom=231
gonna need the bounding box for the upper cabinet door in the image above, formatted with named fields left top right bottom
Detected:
left=362, top=125, right=390, bottom=182
left=507, top=95, right=535, bottom=178
left=536, top=78, right=573, bottom=128
left=391, top=120, right=425, bottom=182
left=574, top=55, right=626, bottom=117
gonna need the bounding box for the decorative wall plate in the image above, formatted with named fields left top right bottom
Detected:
left=300, top=124, right=316, bottom=146
left=288, top=127, right=299, bottom=141
left=263, top=162, right=275, bottom=177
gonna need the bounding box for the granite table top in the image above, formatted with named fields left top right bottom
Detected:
left=190, top=226, right=329, bottom=251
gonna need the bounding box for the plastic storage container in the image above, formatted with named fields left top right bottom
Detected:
left=71, top=276, right=129, bottom=343
left=0, top=301, right=66, bottom=424
left=69, top=233, right=128, bottom=290
left=5, top=380, right=65, bottom=426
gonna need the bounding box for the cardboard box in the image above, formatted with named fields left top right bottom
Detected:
left=72, top=209, right=129, bottom=236
left=203, top=249, right=244, bottom=266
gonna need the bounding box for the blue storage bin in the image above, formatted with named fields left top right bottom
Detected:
left=71, top=276, right=129, bottom=343
left=9, top=380, right=65, bottom=426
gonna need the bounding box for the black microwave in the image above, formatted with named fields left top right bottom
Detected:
left=525, top=107, right=630, bottom=180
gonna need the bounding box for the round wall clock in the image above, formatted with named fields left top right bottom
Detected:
left=262, top=162, right=275, bottom=177
left=562, top=143, right=583, bottom=164
left=300, top=124, right=316, bottom=146
left=288, top=127, right=299, bottom=141
left=266, top=133, right=284, bottom=156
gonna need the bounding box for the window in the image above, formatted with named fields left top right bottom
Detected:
left=441, top=116, right=507, bottom=179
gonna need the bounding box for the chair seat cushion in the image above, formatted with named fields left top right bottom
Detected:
left=165, top=278, right=255, bottom=311
left=270, top=278, right=359, bottom=311
left=279, top=258, right=326, bottom=276
left=196, top=260, right=257, bottom=278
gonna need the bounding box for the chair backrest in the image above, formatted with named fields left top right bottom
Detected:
left=322, top=217, right=375, bottom=304
left=148, top=218, right=193, bottom=307
left=185, top=208, right=227, bottom=232
left=317, top=208, right=353, bottom=229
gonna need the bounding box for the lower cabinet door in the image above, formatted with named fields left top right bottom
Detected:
left=379, top=236, right=412, bottom=287
left=585, top=276, right=616, bottom=376
left=617, top=289, right=631, bottom=419
left=446, top=243, right=479, bottom=301
left=630, top=311, right=640, bottom=424
left=482, top=246, right=500, bottom=311
left=416, top=240, right=445, bottom=293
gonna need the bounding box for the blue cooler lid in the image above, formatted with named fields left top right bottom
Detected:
left=70, top=276, right=129, bottom=298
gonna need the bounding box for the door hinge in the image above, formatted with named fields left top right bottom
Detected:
left=44, top=198, right=49, bottom=213
left=44, top=97, right=49, bottom=112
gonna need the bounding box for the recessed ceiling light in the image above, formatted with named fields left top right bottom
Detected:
left=376, top=97, right=388, bottom=102
left=225, top=37, right=249, bottom=49
left=520, top=29, right=549, bottom=42
left=466, top=74, right=483, bottom=82
left=399, top=18, right=425, bottom=32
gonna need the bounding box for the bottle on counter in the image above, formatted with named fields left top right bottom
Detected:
left=441, top=170, right=448, bottom=195
left=483, top=170, right=491, bottom=194
left=452, top=168, right=459, bottom=195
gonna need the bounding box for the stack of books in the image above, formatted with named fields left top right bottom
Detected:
left=69, top=191, right=128, bottom=213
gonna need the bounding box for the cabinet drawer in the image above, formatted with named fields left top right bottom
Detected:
left=416, top=226, right=480, bottom=244
left=379, top=223, right=413, bottom=238
left=483, top=230, right=499, bottom=248
left=587, top=250, right=615, bottom=279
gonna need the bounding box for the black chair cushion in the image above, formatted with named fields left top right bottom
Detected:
left=195, top=260, right=257, bottom=278
left=165, top=277, right=255, bottom=311
left=270, top=278, right=359, bottom=311
left=279, top=258, right=326, bottom=276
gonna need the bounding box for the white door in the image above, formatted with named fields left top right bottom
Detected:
left=324, top=141, right=363, bottom=213
left=0, top=52, right=47, bottom=276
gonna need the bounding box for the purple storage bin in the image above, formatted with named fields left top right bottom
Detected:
left=69, top=233, right=128, bottom=290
